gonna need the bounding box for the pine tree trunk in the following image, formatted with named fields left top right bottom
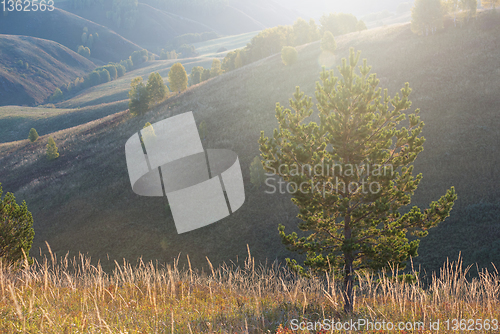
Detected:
left=343, top=215, right=354, bottom=314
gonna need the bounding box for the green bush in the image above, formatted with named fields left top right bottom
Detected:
left=0, top=183, right=35, bottom=265
left=98, top=69, right=111, bottom=83
left=77, top=45, right=91, bottom=58
left=103, top=65, right=117, bottom=80
left=49, top=88, right=63, bottom=102
left=281, top=46, right=298, bottom=65
left=46, top=136, right=59, bottom=160
left=321, top=31, right=337, bottom=53
left=116, top=64, right=126, bottom=77
left=28, top=128, right=39, bottom=142
left=131, top=49, right=148, bottom=66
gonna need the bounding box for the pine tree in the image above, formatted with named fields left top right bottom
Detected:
left=168, top=63, right=188, bottom=93
left=281, top=46, right=298, bottom=66
left=321, top=31, right=337, bottom=53
left=146, top=72, right=168, bottom=105
left=46, top=136, right=59, bottom=160
left=28, top=128, right=39, bottom=142
left=259, top=48, right=457, bottom=313
left=0, top=183, right=35, bottom=265
left=128, top=77, right=150, bottom=115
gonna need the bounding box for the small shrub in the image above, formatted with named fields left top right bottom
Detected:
left=321, top=31, right=337, bottom=53
left=49, top=88, right=63, bottom=102
left=46, top=136, right=59, bottom=160
left=28, top=128, right=39, bottom=142
left=281, top=46, right=298, bottom=66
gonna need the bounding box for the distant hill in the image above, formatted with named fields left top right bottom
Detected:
left=1, top=13, right=500, bottom=274
left=0, top=34, right=95, bottom=106
left=0, top=8, right=142, bottom=64
left=60, top=2, right=215, bottom=52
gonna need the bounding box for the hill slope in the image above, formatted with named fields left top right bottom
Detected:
left=1, top=14, right=500, bottom=274
left=0, top=34, right=96, bottom=106
left=0, top=8, right=142, bottom=64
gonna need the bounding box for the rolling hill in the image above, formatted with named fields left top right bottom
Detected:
left=1, top=13, right=499, bottom=275
left=0, top=34, right=96, bottom=106
left=0, top=8, right=142, bottom=64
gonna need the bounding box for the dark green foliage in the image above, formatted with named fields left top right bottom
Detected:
left=46, top=136, right=59, bottom=160
left=0, top=183, right=35, bottom=265
left=116, top=64, right=126, bottom=77
left=222, top=50, right=241, bottom=72
left=259, top=48, right=457, bottom=313
left=281, top=46, right=298, bottom=65
left=28, top=128, right=39, bottom=142
left=190, top=66, right=204, bottom=86
left=146, top=72, right=168, bottom=105
left=128, top=77, right=149, bottom=115
left=120, top=58, right=134, bottom=71
left=356, top=20, right=368, bottom=31
left=177, top=44, right=198, bottom=58
left=16, top=59, right=23, bottom=68
left=131, top=49, right=148, bottom=66
left=168, top=63, right=188, bottom=93
left=97, top=69, right=111, bottom=83
left=321, top=31, right=337, bottom=53
left=201, top=68, right=211, bottom=82
left=160, top=49, right=178, bottom=60
left=210, top=58, right=223, bottom=77
left=49, top=88, right=63, bottom=102
left=103, top=65, right=118, bottom=80
left=320, top=12, right=360, bottom=36
left=291, top=18, right=320, bottom=46
left=246, top=25, right=294, bottom=61
left=86, top=71, right=101, bottom=87
left=77, top=45, right=91, bottom=58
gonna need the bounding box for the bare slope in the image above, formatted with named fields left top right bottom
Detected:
left=0, top=35, right=96, bottom=106
left=1, top=14, right=499, bottom=273
left=0, top=8, right=142, bottom=64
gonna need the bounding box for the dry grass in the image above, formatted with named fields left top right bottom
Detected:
left=1, top=13, right=500, bottom=280
left=1, top=244, right=499, bottom=333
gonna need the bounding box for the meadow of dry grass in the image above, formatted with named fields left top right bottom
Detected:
left=1, top=12, right=500, bottom=283
left=1, top=243, right=499, bottom=333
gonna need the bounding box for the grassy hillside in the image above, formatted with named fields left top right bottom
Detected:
left=192, top=31, right=260, bottom=57
left=56, top=57, right=216, bottom=109
left=0, top=8, right=142, bottom=64
left=1, top=13, right=500, bottom=276
left=0, top=101, right=128, bottom=143
left=61, top=2, right=214, bottom=51
left=0, top=34, right=95, bottom=106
